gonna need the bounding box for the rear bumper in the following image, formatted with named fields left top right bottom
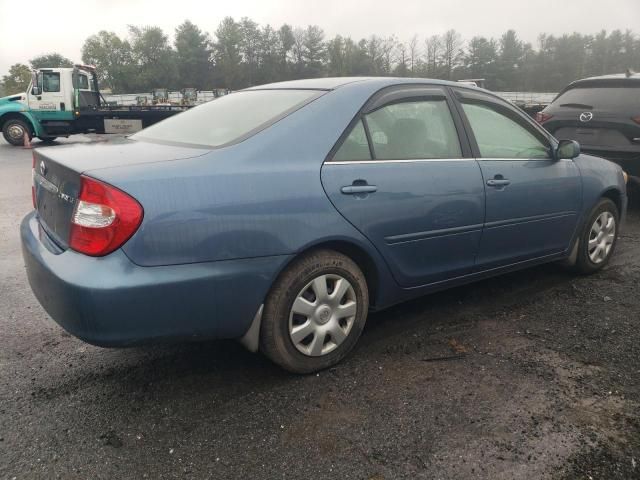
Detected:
left=21, top=212, right=290, bottom=347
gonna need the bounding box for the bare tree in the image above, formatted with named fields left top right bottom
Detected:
left=380, top=35, right=399, bottom=74
left=395, top=42, right=408, bottom=76
left=408, top=34, right=420, bottom=73
left=366, top=35, right=383, bottom=74
left=424, top=35, right=442, bottom=76
left=291, top=27, right=305, bottom=77
left=441, top=29, right=464, bottom=80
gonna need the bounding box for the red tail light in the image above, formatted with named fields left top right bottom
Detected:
left=69, top=175, right=143, bottom=256
left=535, top=112, right=553, bottom=124
left=632, top=115, right=640, bottom=125
left=31, top=153, right=36, bottom=209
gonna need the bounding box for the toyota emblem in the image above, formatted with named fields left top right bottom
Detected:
left=39, top=160, right=47, bottom=176
left=579, top=112, right=593, bottom=123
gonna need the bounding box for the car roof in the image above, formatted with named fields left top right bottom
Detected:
left=563, top=72, right=640, bottom=90
left=246, top=76, right=477, bottom=91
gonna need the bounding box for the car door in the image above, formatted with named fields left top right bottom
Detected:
left=452, top=88, right=582, bottom=269
left=29, top=70, right=67, bottom=122
left=321, top=86, right=485, bottom=288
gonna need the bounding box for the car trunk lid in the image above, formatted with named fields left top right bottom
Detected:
left=32, top=138, right=209, bottom=249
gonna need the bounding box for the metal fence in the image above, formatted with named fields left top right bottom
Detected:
left=495, top=92, right=557, bottom=105
left=105, top=90, right=558, bottom=106
left=104, top=91, right=220, bottom=106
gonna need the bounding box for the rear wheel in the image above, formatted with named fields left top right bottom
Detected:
left=39, top=137, right=57, bottom=143
left=2, top=118, right=32, bottom=146
left=260, top=250, right=369, bottom=373
left=573, top=198, right=619, bottom=274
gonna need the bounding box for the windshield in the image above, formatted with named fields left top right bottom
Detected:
left=133, top=89, right=323, bottom=148
left=554, top=86, right=640, bottom=111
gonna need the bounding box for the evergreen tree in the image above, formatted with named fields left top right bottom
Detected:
left=175, top=21, right=212, bottom=90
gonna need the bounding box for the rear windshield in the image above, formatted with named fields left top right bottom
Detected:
left=554, top=86, right=640, bottom=110
left=133, top=89, right=322, bottom=148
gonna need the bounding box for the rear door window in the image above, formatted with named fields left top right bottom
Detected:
left=133, top=89, right=322, bottom=148
left=366, top=99, right=462, bottom=160
left=76, top=74, right=89, bottom=90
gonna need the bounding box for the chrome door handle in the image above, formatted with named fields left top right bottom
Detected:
left=486, top=179, right=511, bottom=187
left=341, top=185, right=378, bottom=194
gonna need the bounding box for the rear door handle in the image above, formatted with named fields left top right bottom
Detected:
left=486, top=179, right=511, bottom=187
left=341, top=185, right=378, bottom=194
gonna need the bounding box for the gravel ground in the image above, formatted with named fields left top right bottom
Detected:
left=1, top=136, right=639, bottom=479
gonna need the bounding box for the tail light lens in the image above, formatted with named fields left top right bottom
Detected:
left=535, top=112, right=553, bottom=124
left=69, top=175, right=143, bottom=256
left=632, top=115, right=640, bottom=125
left=31, top=153, right=36, bottom=209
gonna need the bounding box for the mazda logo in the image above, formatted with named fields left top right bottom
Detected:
left=39, top=161, right=47, bottom=176
left=579, top=112, right=593, bottom=123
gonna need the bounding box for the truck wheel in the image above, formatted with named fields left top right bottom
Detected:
left=260, top=249, right=369, bottom=374
left=573, top=198, right=619, bottom=274
left=2, top=118, right=32, bottom=146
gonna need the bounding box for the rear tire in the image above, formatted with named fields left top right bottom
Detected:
left=2, top=118, right=32, bottom=146
left=39, top=137, right=57, bottom=143
left=260, top=249, right=369, bottom=374
left=573, top=198, right=619, bottom=274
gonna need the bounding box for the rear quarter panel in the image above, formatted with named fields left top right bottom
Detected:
left=86, top=81, right=403, bottom=308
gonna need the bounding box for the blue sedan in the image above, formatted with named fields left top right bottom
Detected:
left=21, top=77, right=627, bottom=373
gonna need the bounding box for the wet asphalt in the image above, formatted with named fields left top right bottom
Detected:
left=1, top=136, right=639, bottom=479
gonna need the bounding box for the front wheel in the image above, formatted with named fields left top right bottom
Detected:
left=573, top=198, right=619, bottom=274
left=260, top=250, right=369, bottom=374
left=2, top=118, right=32, bottom=146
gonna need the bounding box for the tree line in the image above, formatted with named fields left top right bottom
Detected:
left=2, top=18, right=640, bottom=96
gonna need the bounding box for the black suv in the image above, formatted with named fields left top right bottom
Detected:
left=537, top=73, right=640, bottom=176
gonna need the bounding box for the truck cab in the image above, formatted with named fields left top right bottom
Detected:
left=0, top=67, right=97, bottom=144
left=0, top=66, right=98, bottom=145
left=1, top=65, right=189, bottom=146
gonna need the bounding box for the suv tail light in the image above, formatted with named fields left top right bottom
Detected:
left=69, top=175, right=143, bottom=256
left=632, top=115, right=640, bottom=125
left=535, top=112, right=553, bottom=124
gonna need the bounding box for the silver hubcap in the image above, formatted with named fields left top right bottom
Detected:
left=7, top=123, right=25, bottom=140
left=588, top=211, right=616, bottom=264
left=288, top=274, right=357, bottom=357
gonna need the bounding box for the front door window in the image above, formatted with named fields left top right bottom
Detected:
left=461, top=102, right=550, bottom=159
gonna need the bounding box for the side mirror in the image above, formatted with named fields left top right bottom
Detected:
left=556, top=139, right=580, bottom=160
left=30, top=72, right=41, bottom=96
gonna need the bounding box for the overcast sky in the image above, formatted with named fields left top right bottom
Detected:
left=1, top=0, right=639, bottom=75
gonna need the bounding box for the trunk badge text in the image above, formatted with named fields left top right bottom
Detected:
left=58, top=192, right=75, bottom=204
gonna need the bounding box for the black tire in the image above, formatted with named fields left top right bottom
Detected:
left=39, top=137, right=57, bottom=143
left=573, top=198, right=619, bottom=274
left=2, top=118, right=32, bottom=146
left=260, top=249, right=369, bottom=374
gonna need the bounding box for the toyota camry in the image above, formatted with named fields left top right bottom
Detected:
left=21, top=77, right=627, bottom=373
